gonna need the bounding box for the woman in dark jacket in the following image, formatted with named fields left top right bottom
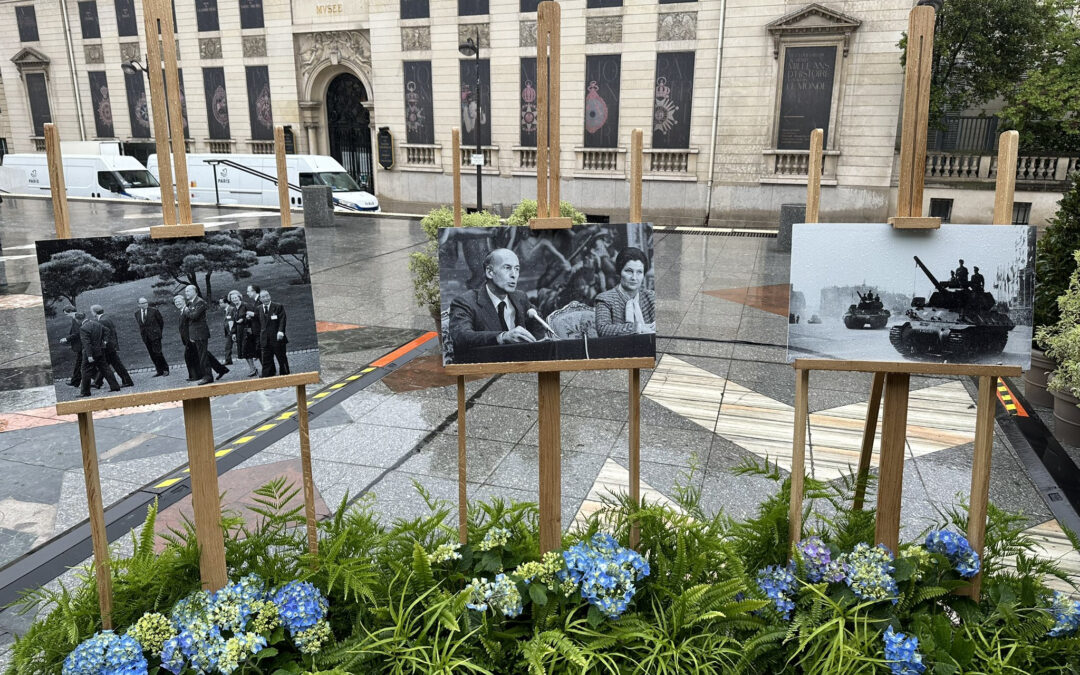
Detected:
left=227, top=290, right=261, bottom=376
left=593, top=247, right=656, bottom=336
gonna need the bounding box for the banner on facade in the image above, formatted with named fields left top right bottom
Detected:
left=403, top=61, right=434, bottom=145
left=400, top=0, right=428, bottom=20
left=195, top=0, right=220, bottom=32
left=89, top=72, right=115, bottom=138
left=459, top=59, right=491, bottom=148
left=114, top=0, right=138, bottom=37
left=239, top=0, right=264, bottom=28
left=584, top=55, right=621, bottom=149
left=520, top=58, right=537, bottom=148
left=78, top=1, right=100, bottom=39
left=246, top=66, right=274, bottom=141
left=26, top=73, right=51, bottom=137
left=203, top=67, right=231, bottom=140
left=652, top=52, right=694, bottom=150
left=777, top=46, right=836, bottom=150
left=124, top=71, right=151, bottom=138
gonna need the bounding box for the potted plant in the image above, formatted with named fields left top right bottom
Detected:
left=1030, top=173, right=1080, bottom=406
left=1037, top=248, right=1080, bottom=445
left=506, top=198, right=587, bottom=228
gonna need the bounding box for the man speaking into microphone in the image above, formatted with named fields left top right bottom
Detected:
left=448, top=248, right=548, bottom=361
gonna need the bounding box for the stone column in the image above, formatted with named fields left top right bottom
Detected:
left=299, top=101, right=322, bottom=155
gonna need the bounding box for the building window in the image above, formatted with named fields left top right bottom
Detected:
left=25, top=72, right=51, bottom=136
left=78, top=1, right=100, bottom=39
left=196, top=0, right=219, bottom=32
left=1013, top=202, right=1032, bottom=225
left=124, top=71, right=151, bottom=138
left=114, top=0, right=138, bottom=37
left=203, top=67, right=231, bottom=140
left=587, top=0, right=621, bottom=8
left=520, top=57, right=536, bottom=147
left=520, top=0, right=539, bottom=11
left=459, top=59, right=490, bottom=147
left=88, top=72, right=115, bottom=137
left=653, top=52, right=694, bottom=150
left=401, top=0, right=428, bottom=19
left=245, top=66, right=273, bottom=141
left=239, top=0, right=263, bottom=28
left=403, top=61, right=435, bottom=144
left=458, top=0, right=487, bottom=17
left=584, top=54, right=621, bottom=148
left=16, top=5, right=39, bottom=42
left=929, top=198, right=953, bottom=223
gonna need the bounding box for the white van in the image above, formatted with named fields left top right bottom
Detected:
left=148, top=153, right=379, bottom=212
left=1, top=153, right=162, bottom=200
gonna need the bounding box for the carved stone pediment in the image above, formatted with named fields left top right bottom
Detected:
left=296, top=30, right=371, bottom=83
left=11, top=46, right=50, bottom=73
left=765, top=3, right=861, bottom=58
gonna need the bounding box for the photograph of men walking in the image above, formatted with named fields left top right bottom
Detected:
left=36, top=228, right=320, bottom=403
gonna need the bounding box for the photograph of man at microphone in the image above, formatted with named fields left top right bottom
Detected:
left=439, top=222, right=655, bottom=366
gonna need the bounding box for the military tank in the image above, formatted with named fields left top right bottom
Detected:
left=889, top=256, right=1014, bottom=358
left=843, top=291, right=890, bottom=329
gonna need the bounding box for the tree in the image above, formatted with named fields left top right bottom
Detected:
left=126, top=233, right=257, bottom=302
left=1034, top=172, right=1080, bottom=331
left=1000, top=23, right=1080, bottom=151
left=256, top=229, right=310, bottom=283
left=38, top=250, right=114, bottom=310
left=901, top=0, right=1077, bottom=129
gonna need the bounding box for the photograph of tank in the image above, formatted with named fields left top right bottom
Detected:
left=787, top=222, right=1035, bottom=369
left=36, top=228, right=320, bottom=404
left=437, top=222, right=656, bottom=366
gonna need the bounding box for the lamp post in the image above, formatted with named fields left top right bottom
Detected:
left=120, top=59, right=148, bottom=77
left=458, top=31, right=482, bottom=211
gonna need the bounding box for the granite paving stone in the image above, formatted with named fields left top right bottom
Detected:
left=399, top=433, right=515, bottom=484
left=519, top=414, right=625, bottom=455
left=610, top=424, right=717, bottom=467
left=485, top=445, right=607, bottom=501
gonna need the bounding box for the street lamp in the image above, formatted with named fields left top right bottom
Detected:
left=458, top=31, right=482, bottom=211
left=121, top=59, right=148, bottom=76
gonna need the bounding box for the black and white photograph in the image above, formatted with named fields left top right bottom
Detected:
left=787, top=222, right=1035, bottom=369
left=36, top=227, right=320, bottom=403
left=438, top=222, right=656, bottom=366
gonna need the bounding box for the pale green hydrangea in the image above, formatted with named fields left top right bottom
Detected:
left=476, top=527, right=512, bottom=551
left=428, top=543, right=463, bottom=564
left=126, top=611, right=176, bottom=657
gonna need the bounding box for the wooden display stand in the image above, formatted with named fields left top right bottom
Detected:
left=788, top=5, right=1020, bottom=598
left=47, top=0, right=321, bottom=628
left=449, top=1, right=652, bottom=552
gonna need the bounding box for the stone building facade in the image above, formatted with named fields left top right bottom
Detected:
left=0, top=0, right=919, bottom=224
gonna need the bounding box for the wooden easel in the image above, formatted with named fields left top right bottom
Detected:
left=789, top=5, right=1021, bottom=597
left=43, top=1, right=320, bottom=626
left=449, top=1, right=652, bottom=553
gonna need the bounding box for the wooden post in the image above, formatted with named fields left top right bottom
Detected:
left=533, top=1, right=568, bottom=227
left=182, top=397, right=228, bottom=591
left=141, top=0, right=176, bottom=226
left=629, top=368, right=641, bottom=548
left=452, top=128, right=462, bottom=227
left=457, top=376, right=468, bottom=543
left=806, top=129, right=822, bottom=224
left=892, top=5, right=936, bottom=225
left=993, top=131, right=1019, bottom=226
left=964, top=376, right=996, bottom=598
left=875, top=372, right=910, bottom=552
left=44, top=125, right=71, bottom=240
left=275, top=125, right=293, bottom=228
left=630, top=129, right=643, bottom=222
left=853, top=371, right=885, bottom=510
left=789, top=369, right=809, bottom=545
left=153, top=0, right=192, bottom=224
left=296, top=386, right=318, bottom=559
left=538, top=371, right=562, bottom=552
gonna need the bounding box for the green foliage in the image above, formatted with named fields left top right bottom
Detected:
left=126, top=231, right=257, bottom=302
left=1001, top=19, right=1080, bottom=152
left=408, top=206, right=502, bottom=319
left=1038, top=247, right=1080, bottom=395
left=506, top=200, right=586, bottom=228
left=38, top=249, right=115, bottom=310
left=1035, top=174, right=1080, bottom=332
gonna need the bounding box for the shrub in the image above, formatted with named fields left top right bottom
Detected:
left=408, top=207, right=501, bottom=320
left=1034, top=172, right=1080, bottom=333
left=506, top=199, right=586, bottom=228
left=1038, top=249, right=1080, bottom=396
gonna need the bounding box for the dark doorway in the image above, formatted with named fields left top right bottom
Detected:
left=325, top=73, right=374, bottom=193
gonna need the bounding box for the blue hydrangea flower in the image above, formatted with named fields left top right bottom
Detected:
left=556, top=533, right=650, bottom=619
left=883, top=625, right=926, bottom=674
left=842, top=543, right=899, bottom=604
left=1048, top=591, right=1080, bottom=638
left=272, top=580, right=329, bottom=636
left=796, top=537, right=846, bottom=583
left=159, top=636, right=185, bottom=675
left=209, top=574, right=267, bottom=634
left=63, top=630, right=148, bottom=675
left=924, top=530, right=981, bottom=578
left=756, top=564, right=797, bottom=619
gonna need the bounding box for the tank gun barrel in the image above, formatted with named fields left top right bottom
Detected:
left=912, top=256, right=945, bottom=291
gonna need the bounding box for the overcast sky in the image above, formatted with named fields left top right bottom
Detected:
left=790, top=223, right=1033, bottom=303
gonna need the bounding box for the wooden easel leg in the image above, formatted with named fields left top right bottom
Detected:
left=538, top=371, right=562, bottom=553
left=296, top=385, right=318, bottom=559
left=964, top=376, right=996, bottom=598
left=854, top=372, right=885, bottom=510
left=457, top=376, right=468, bottom=544
left=875, top=373, right=910, bottom=552
left=789, top=369, right=809, bottom=547
left=182, top=398, right=228, bottom=591
left=629, top=368, right=641, bottom=548
left=78, top=413, right=113, bottom=629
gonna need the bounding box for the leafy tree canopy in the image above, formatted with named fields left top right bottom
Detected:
left=39, top=250, right=115, bottom=310
left=126, top=233, right=257, bottom=303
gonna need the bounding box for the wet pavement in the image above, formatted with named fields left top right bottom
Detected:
left=0, top=196, right=1077, bottom=661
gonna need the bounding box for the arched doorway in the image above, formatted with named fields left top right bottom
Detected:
left=325, top=73, right=373, bottom=193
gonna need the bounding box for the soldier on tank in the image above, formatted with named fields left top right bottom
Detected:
left=955, top=259, right=969, bottom=288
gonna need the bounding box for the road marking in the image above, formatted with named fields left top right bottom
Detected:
left=996, top=378, right=1028, bottom=417
left=256, top=424, right=277, bottom=431
left=154, top=477, right=183, bottom=488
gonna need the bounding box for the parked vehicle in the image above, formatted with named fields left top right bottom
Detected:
left=148, top=153, right=379, bottom=212
left=1, top=153, right=161, bottom=200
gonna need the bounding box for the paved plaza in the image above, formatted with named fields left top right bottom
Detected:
left=0, top=197, right=1077, bottom=664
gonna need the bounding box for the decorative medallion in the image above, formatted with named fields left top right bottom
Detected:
left=401, top=26, right=431, bottom=51
left=520, top=21, right=537, bottom=48
left=119, top=42, right=140, bottom=63
left=658, top=12, right=696, bottom=42
left=652, top=76, right=678, bottom=136
left=242, top=35, right=267, bottom=58
left=584, top=81, right=608, bottom=134
left=521, top=79, right=537, bottom=134
left=84, top=44, right=104, bottom=64
left=255, top=83, right=272, bottom=131
left=96, top=85, right=113, bottom=128
left=135, top=93, right=150, bottom=132
left=405, top=80, right=426, bottom=135
left=212, top=85, right=229, bottom=127
left=458, top=24, right=489, bottom=49
left=586, top=16, right=622, bottom=44
left=199, top=37, right=222, bottom=59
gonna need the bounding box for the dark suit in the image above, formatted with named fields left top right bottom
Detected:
left=185, top=297, right=227, bottom=383
left=256, top=302, right=290, bottom=377
left=448, top=287, right=545, bottom=358
left=79, top=319, right=119, bottom=395
left=136, top=306, right=169, bottom=375
left=95, top=315, right=133, bottom=387
left=64, top=316, right=83, bottom=386
left=178, top=307, right=202, bottom=380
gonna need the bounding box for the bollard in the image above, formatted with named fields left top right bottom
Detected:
left=777, top=203, right=805, bottom=253
left=302, top=185, right=335, bottom=228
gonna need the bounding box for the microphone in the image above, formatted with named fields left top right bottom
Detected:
left=527, top=308, right=557, bottom=337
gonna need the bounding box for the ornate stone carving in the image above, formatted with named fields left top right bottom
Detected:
left=458, top=24, right=489, bottom=49
left=520, top=21, right=537, bottom=48
left=242, top=35, right=266, bottom=58
left=119, top=42, right=140, bottom=63
left=199, top=37, right=222, bottom=59
left=296, top=31, right=371, bottom=84
left=765, top=3, right=861, bottom=58
left=586, top=16, right=622, bottom=44
left=657, top=12, right=696, bottom=41
left=84, top=44, right=104, bottom=64
left=401, top=26, right=430, bottom=51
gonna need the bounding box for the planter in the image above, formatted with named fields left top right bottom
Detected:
left=1052, top=388, right=1080, bottom=446
left=1023, top=347, right=1055, bottom=407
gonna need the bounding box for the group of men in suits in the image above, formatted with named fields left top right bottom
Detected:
left=58, top=283, right=291, bottom=397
